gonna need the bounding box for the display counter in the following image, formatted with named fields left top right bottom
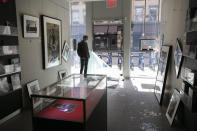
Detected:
left=31, top=74, right=107, bottom=131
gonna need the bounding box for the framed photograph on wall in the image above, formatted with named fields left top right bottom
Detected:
left=62, top=41, right=70, bottom=62
left=174, top=39, right=183, bottom=78
left=166, top=89, right=181, bottom=126
left=154, top=46, right=171, bottom=105
left=23, top=15, right=39, bottom=38
left=42, top=15, right=62, bottom=69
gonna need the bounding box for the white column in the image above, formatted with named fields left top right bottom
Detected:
left=86, top=2, right=93, bottom=50
left=123, top=0, right=131, bottom=78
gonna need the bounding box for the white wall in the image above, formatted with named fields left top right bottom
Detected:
left=86, top=2, right=93, bottom=50
left=160, top=0, right=189, bottom=106
left=122, top=0, right=131, bottom=77
left=16, top=0, right=71, bottom=106
left=92, top=0, right=123, bottom=20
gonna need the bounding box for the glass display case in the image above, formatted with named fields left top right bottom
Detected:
left=31, top=74, right=107, bottom=131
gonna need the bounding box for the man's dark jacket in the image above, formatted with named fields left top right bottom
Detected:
left=77, top=40, right=90, bottom=59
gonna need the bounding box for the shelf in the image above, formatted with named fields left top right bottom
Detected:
left=0, top=54, right=19, bottom=59
left=0, top=71, right=21, bottom=78
left=0, top=34, right=18, bottom=37
left=0, top=88, right=22, bottom=97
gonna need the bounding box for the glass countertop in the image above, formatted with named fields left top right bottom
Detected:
left=31, top=74, right=106, bottom=100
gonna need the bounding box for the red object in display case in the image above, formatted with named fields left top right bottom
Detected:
left=31, top=74, right=107, bottom=131
left=36, top=99, right=84, bottom=122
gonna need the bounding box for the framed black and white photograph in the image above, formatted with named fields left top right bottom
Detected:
left=174, top=39, right=183, bottom=78
left=166, top=89, right=181, bottom=126
left=62, top=41, right=70, bottom=62
left=23, top=15, right=39, bottom=38
left=42, top=16, right=62, bottom=69
left=58, top=70, right=67, bottom=80
left=27, top=80, right=40, bottom=96
left=154, top=46, right=171, bottom=105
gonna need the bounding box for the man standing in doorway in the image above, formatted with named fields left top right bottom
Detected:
left=77, top=35, right=90, bottom=77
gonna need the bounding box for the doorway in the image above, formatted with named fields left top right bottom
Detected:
left=92, top=20, right=124, bottom=76
left=130, top=0, right=161, bottom=78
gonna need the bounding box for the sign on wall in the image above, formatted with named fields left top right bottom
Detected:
left=106, top=0, right=117, bottom=8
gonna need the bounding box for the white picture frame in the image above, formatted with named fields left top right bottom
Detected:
left=27, top=80, right=42, bottom=108
left=166, top=89, right=181, bottom=126
left=62, top=41, right=70, bottom=62
left=23, top=15, right=39, bottom=38
left=27, top=80, right=40, bottom=96
left=58, top=70, right=67, bottom=80
left=43, top=15, right=62, bottom=69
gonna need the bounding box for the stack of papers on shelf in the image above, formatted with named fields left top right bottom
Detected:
left=0, top=26, right=11, bottom=35
left=4, top=64, right=14, bottom=73
left=11, top=74, right=21, bottom=90
left=0, top=77, right=10, bottom=94
left=0, top=46, right=18, bottom=56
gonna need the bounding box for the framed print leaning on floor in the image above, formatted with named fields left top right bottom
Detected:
left=166, top=89, right=181, bottom=126
left=42, top=15, right=62, bottom=69
left=154, top=45, right=171, bottom=105
left=174, top=39, right=183, bottom=78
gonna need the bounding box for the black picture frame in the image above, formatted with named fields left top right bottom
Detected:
left=174, top=39, right=183, bottom=78
left=154, top=46, right=171, bottom=105
left=166, top=89, right=181, bottom=126
left=42, top=15, right=62, bottom=69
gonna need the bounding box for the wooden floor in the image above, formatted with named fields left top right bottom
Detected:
left=0, top=78, right=185, bottom=131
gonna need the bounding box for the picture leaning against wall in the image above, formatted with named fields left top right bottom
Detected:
left=154, top=46, right=171, bottom=105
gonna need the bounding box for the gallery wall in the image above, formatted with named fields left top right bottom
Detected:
left=160, top=0, right=191, bottom=107
left=15, top=0, right=71, bottom=107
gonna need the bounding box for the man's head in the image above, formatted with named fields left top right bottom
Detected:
left=83, top=35, right=88, bottom=41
